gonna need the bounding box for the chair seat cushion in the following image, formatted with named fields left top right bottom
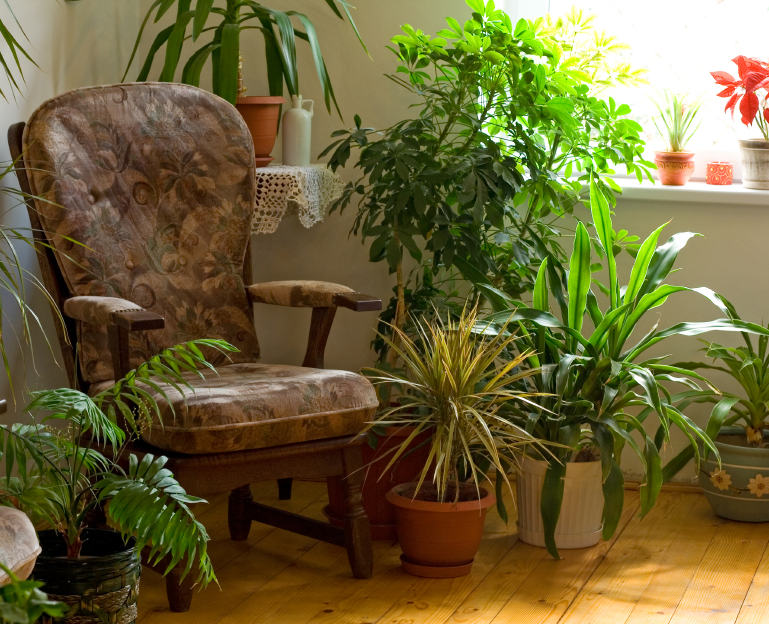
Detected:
left=91, top=363, right=378, bottom=454
left=0, top=507, right=41, bottom=586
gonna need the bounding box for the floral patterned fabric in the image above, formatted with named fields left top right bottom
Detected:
left=247, top=280, right=354, bottom=308
left=90, top=363, right=378, bottom=454
left=23, top=83, right=261, bottom=384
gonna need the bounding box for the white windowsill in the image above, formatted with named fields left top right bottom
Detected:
left=615, top=178, right=769, bottom=206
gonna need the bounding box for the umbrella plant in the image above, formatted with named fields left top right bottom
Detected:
left=485, top=178, right=769, bottom=558
left=0, top=339, right=237, bottom=585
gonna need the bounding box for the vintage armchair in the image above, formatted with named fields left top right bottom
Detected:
left=8, top=83, right=381, bottom=612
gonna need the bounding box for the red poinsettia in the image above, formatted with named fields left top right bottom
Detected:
left=712, top=56, right=769, bottom=137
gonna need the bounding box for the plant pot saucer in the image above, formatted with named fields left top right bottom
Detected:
left=399, top=554, right=473, bottom=578
left=322, top=504, right=397, bottom=541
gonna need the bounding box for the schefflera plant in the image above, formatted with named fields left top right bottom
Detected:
left=490, top=178, right=769, bottom=558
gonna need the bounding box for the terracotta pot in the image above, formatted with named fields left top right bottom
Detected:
left=654, top=151, right=695, bottom=186
left=324, top=426, right=431, bottom=540
left=739, top=139, right=769, bottom=190
left=386, top=482, right=495, bottom=578
left=235, top=96, right=285, bottom=167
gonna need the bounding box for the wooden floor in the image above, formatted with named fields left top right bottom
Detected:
left=137, top=480, right=769, bottom=624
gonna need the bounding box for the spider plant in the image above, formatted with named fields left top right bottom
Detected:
left=124, top=0, right=367, bottom=109
left=362, top=305, right=546, bottom=507
left=0, top=338, right=238, bottom=586
left=482, top=177, right=769, bottom=558
left=652, top=90, right=702, bottom=152
left=0, top=564, right=65, bottom=624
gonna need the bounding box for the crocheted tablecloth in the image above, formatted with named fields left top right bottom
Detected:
left=252, top=164, right=345, bottom=234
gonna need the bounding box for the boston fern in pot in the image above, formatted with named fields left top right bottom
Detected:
left=363, top=306, right=545, bottom=579
left=486, top=178, right=769, bottom=559
left=0, top=340, right=235, bottom=623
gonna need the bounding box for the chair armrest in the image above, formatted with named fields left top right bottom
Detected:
left=247, top=281, right=382, bottom=312
left=63, top=296, right=164, bottom=331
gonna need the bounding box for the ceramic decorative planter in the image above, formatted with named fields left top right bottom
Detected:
left=282, top=95, right=314, bottom=167
left=699, top=426, right=769, bottom=522
left=654, top=151, right=696, bottom=186
left=386, top=482, right=495, bottom=578
left=235, top=96, right=286, bottom=167
left=738, top=139, right=769, bottom=190
left=324, top=426, right=431, bottom=540
left=516, top=455, right=603, bottom=550
left=33, top=529, right=140, bottom=624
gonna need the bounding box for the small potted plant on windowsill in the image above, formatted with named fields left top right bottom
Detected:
left=652, top=90, right=702, bottom=186
left=364, top=306, right=543, bottom=579
left=712, top=56, right=769, bottom=189
left=0, top=340, right=234, bottom=623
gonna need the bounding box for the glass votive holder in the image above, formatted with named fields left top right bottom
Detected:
left=706, top=162, right=733, bottom=185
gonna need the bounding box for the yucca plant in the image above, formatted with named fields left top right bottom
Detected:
left=0, top=339, right=238, bottom=586
left=483, top=177, right=769, bottom=558
left=652, top=90, right=702, bottom=152
left=124, top=0, right=367, bottom=109
left=0, top=564, right=65, bottom=624
left=363, top=306, right=546, bottom=508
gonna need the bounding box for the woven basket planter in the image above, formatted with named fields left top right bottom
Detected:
left=33, top=529, right=140, bottom=624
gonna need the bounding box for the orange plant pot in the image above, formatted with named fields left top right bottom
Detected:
left=324, top=426, right=431, bottom=540
left=386, top=482, right=495, bottom=578
left=654, top=151, right=696, bottom=186
left=235, top=96, right=285, bottom=167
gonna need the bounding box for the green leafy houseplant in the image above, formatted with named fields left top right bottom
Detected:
left=0, top=564, right=65, bottom=624
left=0, top=339, right=237, bottom=585
left=324, top=0, right=652, bottom=367
left=652, top=90, right=702, bottom=152
left=488, top=179, right=769, bottom=558
left=124, top=0, right=366, bottom=108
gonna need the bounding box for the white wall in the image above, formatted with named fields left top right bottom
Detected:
left=0, top=0, right=140, bottom=421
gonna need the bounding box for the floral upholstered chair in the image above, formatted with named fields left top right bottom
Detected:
left=8, top=83, right=380, bottom=611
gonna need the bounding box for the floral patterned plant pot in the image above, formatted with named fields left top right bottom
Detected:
left=700, top=426, right=769, bottom=522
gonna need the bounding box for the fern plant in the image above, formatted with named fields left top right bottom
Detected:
left=0, top=339, right=238, bottom=586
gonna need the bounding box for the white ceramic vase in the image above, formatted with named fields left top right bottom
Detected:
left=282, top=95, right=314, bottom=166
left=516, top=455, right=603, bottom=550
left=739, top=139, right=769, bottom=190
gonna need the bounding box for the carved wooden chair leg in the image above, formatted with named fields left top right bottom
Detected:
left=228, top=485, right=253, bottom=541
left=277, top=478, right=293, bottom=500
left=340, top=445, right=373, bottom=579
left=165, top=561, right=195, bottom=613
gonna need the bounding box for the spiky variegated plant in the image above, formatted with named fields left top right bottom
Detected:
left=0, top=339, right=237, bottom=586
left=652, top=90, right=702, bottom=152
left=362, top=306, right=546, bottom=510
left=488, top=177, right=769, bottom=558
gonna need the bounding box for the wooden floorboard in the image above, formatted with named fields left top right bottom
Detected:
left=136, top=481, right=769, bottom=624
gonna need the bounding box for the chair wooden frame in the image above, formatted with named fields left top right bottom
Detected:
left=8, top=122, right=380, bottom=612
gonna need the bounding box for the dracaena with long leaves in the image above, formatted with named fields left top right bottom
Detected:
left=488, top=177, right=769, bottom=559
left=0, top=339, right=238, bottom=586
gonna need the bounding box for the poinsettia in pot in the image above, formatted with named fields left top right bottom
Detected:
left=652, top=90, right=702, bottom=185
left=363, top=306, right=544, bottom=578
left=670, top=299, right=769, bottom=521
left=712, top=56, right=769, bottom=189
left=483, top=178, right=769, bottom=559
left=0, top=340, right=234, bottom=624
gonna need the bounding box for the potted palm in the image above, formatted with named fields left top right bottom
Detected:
left=484, top=178, right=769, bottom=559
left=652, top=90, right=702, bottom=185
left=364, top=306, right=544, bottom=579
left=671, top=299, right=769, bottom=521
left=712, top=56, right=769, bottom=189
left=0, top=340, right=234, bottom=623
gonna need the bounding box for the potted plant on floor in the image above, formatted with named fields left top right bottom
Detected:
left=484, top=178, right=769, bottom=559
left=652, top=90, right=702, bottom=186
left=670, top=299, right=769, bottom=521
left=364, top=306, right=544, bottom=578
left=712, top=56, right=769, bottom=189
left=0, top=339, right=234, bottom=623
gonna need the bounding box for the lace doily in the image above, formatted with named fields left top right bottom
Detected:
left=252, top=164, right=345, bottom=234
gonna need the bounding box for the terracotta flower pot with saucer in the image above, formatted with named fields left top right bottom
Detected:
left=235, top=96, right=285, bottom=167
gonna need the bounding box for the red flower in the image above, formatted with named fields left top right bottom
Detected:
left=712, top=56, right=769, bottom=127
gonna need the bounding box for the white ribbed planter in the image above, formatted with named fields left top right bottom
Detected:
left=516, top=456, right=603, bottom=549
left=739, top=139, right=769, bottom=190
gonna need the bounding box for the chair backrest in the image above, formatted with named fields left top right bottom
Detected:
left=16, top=83, right=261, bottom=386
